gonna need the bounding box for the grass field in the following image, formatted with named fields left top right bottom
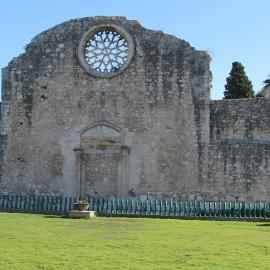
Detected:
left=0, top=213, right=270, bottom=269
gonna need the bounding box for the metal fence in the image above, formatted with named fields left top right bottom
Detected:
left=1, top=194, right=270, bottom=219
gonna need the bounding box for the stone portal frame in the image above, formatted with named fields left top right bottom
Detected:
left=74, top=121, right=129, bottom=199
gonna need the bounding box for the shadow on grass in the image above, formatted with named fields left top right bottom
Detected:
left=256, top=224, right=270, bottom=227
left=43, top=215, right=69, bottom=219
left=42, top=215, right=97, bottom=220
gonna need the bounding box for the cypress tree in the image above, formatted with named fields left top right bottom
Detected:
left=223, top=62, right=254, bottom=99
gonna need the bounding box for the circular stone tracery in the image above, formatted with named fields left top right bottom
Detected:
left=85, top=29, right=128, bottom=73
left=77, top=22, right=135, bottom=78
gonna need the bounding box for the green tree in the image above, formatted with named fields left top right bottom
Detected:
left=223, top=62, right=254, bottom=99
left=255, top=91, right=263, bottom=97
left=261, top=75, right=270, bottom=96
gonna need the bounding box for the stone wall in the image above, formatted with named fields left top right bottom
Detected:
left=206, top=141, right=270, bottom=203
left=206, top=98, right=270, bottom=203
left=85, top=153, right=118, bottom=198
left=0, top=16, right=211, bottom=199
left=2, top=16, right=269, bottom=204
left=211, top=98, right=270, bottom=141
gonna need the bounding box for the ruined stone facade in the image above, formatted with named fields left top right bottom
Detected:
left=1, top=16, right=269, bottom=203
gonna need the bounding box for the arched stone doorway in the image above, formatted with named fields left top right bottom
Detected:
left=74, top=121, right=129, bottom=199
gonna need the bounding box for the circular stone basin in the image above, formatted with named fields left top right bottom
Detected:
left=74, top=203, right=91, bottom=211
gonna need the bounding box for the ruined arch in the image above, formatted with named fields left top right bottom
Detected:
left=79, top=120, right=126, bottom=137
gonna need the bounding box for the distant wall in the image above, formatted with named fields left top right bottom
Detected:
left=204, top=141, right=270, bottom=202
left=210, top=98, right=270, bottom=141
left=206, top=98, right=270, bottom=203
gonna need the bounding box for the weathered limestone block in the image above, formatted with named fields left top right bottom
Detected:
left=180, top=194, right=187, bottom=201
left=147, top=195, right=155, bottom=201
left=140, top=195, right=147, bottom=201
left=156, top=195, right=164, bottom=201
left=225, top=195, right=236, bottom=202
left=188, top=194, right=195, bottom=201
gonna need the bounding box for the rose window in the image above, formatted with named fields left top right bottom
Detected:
left=77, top=22, right=135, bottom=78
left=85, top=30, right=128, bottom=73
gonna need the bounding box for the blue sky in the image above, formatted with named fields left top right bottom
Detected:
left=1, top=0, right=269, bottom=100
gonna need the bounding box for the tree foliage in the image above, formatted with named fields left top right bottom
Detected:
left=223, top=62, right=254, bottom=99
left=255, top=91, right=263, bottom=97
left=261, top=75, right=270, bottom=96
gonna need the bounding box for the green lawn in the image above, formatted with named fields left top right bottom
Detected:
left=0, top=213, right=269, bottom=269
